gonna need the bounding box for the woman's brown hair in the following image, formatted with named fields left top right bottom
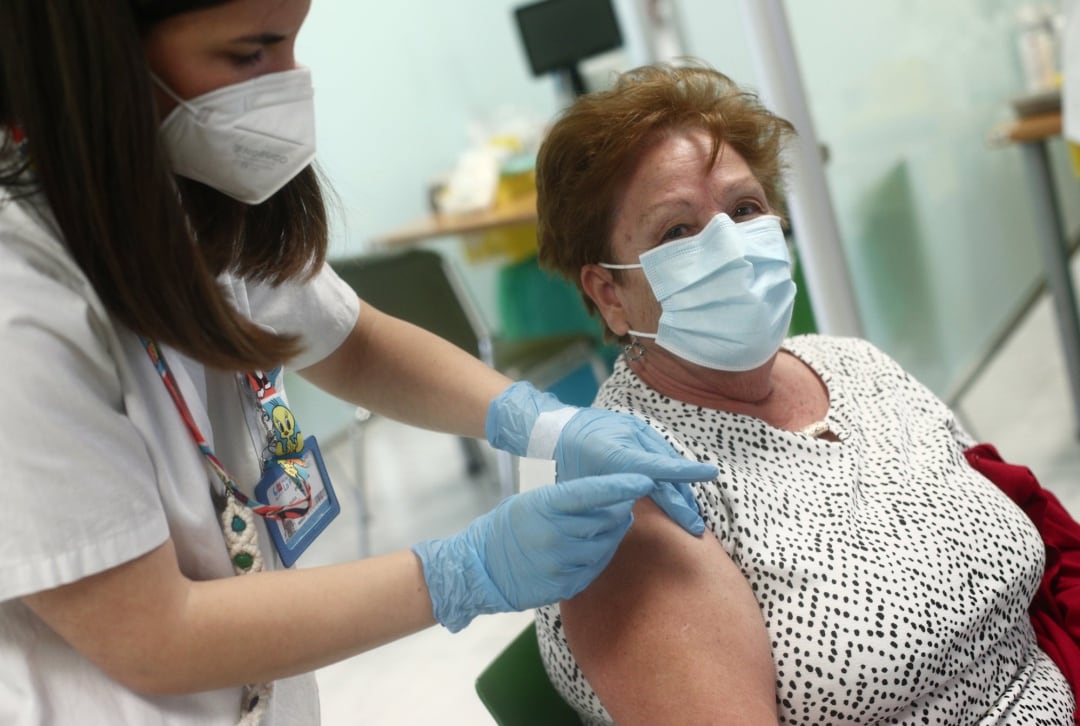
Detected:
left=536, top=63, right=796, bottom=333
left=0, top=0, right=328, bottom=371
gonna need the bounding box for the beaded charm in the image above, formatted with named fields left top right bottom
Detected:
left=218, top=492, right=272, bottom=723
left=220, top=493, right=264, bottom=576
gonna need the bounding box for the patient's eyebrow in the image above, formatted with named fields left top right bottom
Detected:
left=717, top=173, right=767, bottom=200
left=636, top=198, right=694, bottom=226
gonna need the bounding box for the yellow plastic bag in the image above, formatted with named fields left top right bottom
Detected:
left=461, top=166, right=539, bottom=264
left=462, top=222, right=538, bottom=264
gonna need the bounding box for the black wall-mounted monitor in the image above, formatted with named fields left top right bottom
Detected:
left=514, top=0, right=623, bottom=96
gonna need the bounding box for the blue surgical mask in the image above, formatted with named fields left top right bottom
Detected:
left=600, top=213, right=796, bottom=371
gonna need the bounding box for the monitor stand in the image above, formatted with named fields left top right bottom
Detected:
left=554, top=65, right=588, bottom=108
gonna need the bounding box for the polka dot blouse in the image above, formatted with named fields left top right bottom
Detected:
left=535, top=335, right=1074, bottom=724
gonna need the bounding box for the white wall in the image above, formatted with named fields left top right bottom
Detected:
left=297, top=0, right=564, bottom=258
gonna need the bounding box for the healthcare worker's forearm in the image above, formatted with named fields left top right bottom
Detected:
left=300, top=300, right=512, bottom=438
left=21, top=539, right=439, bottom=696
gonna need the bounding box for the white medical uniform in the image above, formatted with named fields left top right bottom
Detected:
left=0, top=187, right=359, bottom=725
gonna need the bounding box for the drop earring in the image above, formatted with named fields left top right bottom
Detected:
left=624, top=336, right=646, bottom=363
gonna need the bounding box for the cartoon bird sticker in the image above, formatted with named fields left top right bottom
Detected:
left=269, top=404, right=304, bottom=456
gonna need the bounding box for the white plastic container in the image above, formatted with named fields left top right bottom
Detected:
left=1016, top=4, right=1060, bottom=92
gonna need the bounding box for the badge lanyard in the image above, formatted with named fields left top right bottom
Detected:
left=9, top=125, right=27, bottom=160
left=142, top=338, right=339, bottom=567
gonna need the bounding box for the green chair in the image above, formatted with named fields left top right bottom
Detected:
left=475, top=622, right=583, bottom=726
left=788, top=250, right=817, bottom=336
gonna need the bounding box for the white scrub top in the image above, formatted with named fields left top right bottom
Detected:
left=0, top=188, right=360, bottom=725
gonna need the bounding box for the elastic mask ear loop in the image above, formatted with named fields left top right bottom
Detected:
left=149, top=72, right=199, bottom=116
left=597, top=261, right=659, bottom=344
left=626, top=328, right=657, bottom=340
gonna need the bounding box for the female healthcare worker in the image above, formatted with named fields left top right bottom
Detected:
left=0, top=1, right=717, bottom=723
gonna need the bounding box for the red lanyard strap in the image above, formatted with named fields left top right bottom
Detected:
left=142, top=338, right=312, bottom=520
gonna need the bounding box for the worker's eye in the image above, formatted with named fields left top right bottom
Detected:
left=229, top=50, right=264, bottom=67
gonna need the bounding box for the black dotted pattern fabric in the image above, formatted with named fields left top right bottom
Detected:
left=536, top=335, right=1074, bottom=724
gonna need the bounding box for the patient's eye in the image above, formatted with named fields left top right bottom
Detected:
left=732, top=201, right=765, bottom=220
left=660, top=224, right=692, bottom=242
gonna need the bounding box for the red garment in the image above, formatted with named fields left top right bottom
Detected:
left=965, top=444, right=1080, bottom=723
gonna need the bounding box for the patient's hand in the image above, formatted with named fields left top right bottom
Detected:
left=560, top=498, right=777, bottom=725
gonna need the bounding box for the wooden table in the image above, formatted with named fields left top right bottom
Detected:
left=988, top=110, right=1062, bottom=144
left=372, top=192, right=538, bottom=248
left=990, top=110, right=1080, bottom=432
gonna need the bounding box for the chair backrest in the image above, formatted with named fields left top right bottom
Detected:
left=475, top=622, right=583, bottom=726
left=331, top=248, right=495, bottom=367
left=502, top=337, right=606, bottom=408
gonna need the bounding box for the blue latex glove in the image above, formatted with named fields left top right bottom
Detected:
left=412, top=473, right=655, bottom=633
left=553, top=407, right=715, bottom=535
left=486, top=382, right=717, bottom=535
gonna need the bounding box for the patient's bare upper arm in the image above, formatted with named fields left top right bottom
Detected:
left=560, top=498, right=777, bottom=725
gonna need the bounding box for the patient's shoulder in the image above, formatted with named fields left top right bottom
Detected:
left=556, top=498, right=778, bottom=725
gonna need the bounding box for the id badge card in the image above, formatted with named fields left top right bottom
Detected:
left=255, top=436, right=340, bottom=568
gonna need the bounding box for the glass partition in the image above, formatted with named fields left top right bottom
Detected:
left=680, top=0, right=1080, bottom=397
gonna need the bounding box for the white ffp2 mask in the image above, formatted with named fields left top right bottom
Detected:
left=600, top=213, right=796, bottom=372
left=154, top=68, right=316, bottom=205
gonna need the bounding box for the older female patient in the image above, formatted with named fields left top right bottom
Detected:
left=532, top=64, right=1074, bottom=724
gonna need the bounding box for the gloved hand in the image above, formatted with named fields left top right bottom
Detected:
left=486, top=381, right=717, bottom=535
left=553, top=407, right=716, bottom=535
left=412, top=473, right=655, bottom=633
